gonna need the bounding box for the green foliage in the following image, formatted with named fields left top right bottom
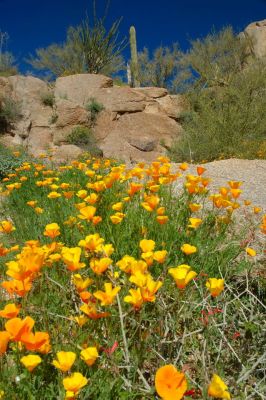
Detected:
left=0, top=97, right=21, bottom=132
left=40, top=91, right=55, bottom=107
left=67, top=126, right=103, bottom=156
left=137, top=44, right=190, bottom=93
left=181, top=27, right=252, bottom=89
left=167, top=26, right=266, bottom=161
left=48, top=112, right=58, bottom=125
left=0, top=52, right=17, bottom=76
left=169, top=60, right=266, bottom=162
left=0, top=145, right=28, bottom=179
left=129, top=26, right=140, bottom=87
left=85, top=98, right=104, bottom=121
left=27, top=2, right=126, bottom=78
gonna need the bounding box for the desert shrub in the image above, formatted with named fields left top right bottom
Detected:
left=137, top=44, right=190, bottom=93
left=48, top=112, right=58, bottom=124
left=0, top=97, right=21, bottom=132
left=85, top=98, right=104, bottom=121
left=67, top=126, right=103, bottom=156
left=0, top=52, right=17, bottom=76
left=0, top=31, right=18, bottom=76
left=27, top=2, right=126, bottom=78
left=40, top=91, right=55, bottom=107
left=180, top=26, right=251, bottom=89
left=169, top=60, right=266, bottom=162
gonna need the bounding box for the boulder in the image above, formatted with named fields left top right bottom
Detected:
left=52, top=144, right=83, bottom=164
left=99, top=112, right=182, bottom=162
left=99, top=131, right=163, bottom=163
left=93, top=110, right=117, bottom=141
left=14, top=112, right=32, bottom=139
left=155, top=94, right=189, bottom=119
left=243, top=19, right=266, bottom=59
left=55, top=99, right=89, bottom=127
left=120, top=112, right=181, bottom=144
left=8, top=75, right=48, bottom=107
left=0, top=133, right=23, bottom=148
left=127, top=136, right=157, bottom=152
left=133, top=87, right=168, bottom=98
left=54, top=74, right=113, bottom=105
left=91, top=87, right=146, bottom=112
left=7, top=76, right=51, bottom=130
left=26, top=127, right=53, bottom=156
left=143, top=101, right=163, bottom=115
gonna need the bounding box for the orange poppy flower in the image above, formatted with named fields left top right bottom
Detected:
left=5, top=316, right=35, bottom=342
left=0, top=331, right=11, bottom=354
left=21, top=331, right=50, bottom=351
left=0, top=303, right=21, bottom=319
left=196, top=166, right=206, bottom=176
left=78, top=206, right=97, bottom=222
left=0, top=220, right=15, bottom=234
left=43, top=223, right=61, bottom=239
left=155, top=364, right=187, bottom=400
left=1, top=278, right=32, bottom=297
left=156, top=215, right=169, bottom=225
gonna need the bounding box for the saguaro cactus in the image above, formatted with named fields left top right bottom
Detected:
left=129, top=26, right=140, bottom=87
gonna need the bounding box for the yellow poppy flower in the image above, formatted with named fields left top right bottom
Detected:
left=206, top=278, right=225, bottom=297
left=181, top=243, right=197, bottom=255
left=208, top=374, right=230, bottom=399
left=52, top=351, right=76, bottom=372
left=245, top=247, right=256, bottom=257
left=139, top=239, right=155, bottom=253
left=80, top=347, right=99, bottom=366
left=20, top=354, right=42, bottom=372
left=93, top=283, right=121, bottom=306
left=168, top=264, right=197, bottom=289
left=124, top=288, right=143, bottom=309
left=63, top=372, right=88, bottom=398
left=43, top=223, right=60, bottom=239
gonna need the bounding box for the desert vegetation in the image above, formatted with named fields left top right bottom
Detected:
left=1, top=14, right=265, bottom=162
left=0, top=153, right=265, bottom=399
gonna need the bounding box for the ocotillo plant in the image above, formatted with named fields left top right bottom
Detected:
left=129, top=26, right=140, bottom=87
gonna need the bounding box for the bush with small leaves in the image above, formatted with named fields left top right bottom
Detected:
left=0, top=97, right=21, bottom=132
left=67, top=126, right=103, bottom=156
left=49, top=112, right=58, bottom=125
left=40, top=92, right=55, bottom=107
left=85, top=98, right=104, bottom=122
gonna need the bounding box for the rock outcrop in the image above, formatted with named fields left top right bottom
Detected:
left=241, top=19, right=266, bottom=59
left=0, top=73, right=187, bottom=163
left=1, top=20, right=265, bottom=164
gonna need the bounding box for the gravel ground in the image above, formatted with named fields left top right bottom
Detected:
left=173, top=159, right=266, bottom=211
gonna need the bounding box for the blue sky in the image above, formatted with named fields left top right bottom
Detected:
left=0, top=0, right=265, bottom=73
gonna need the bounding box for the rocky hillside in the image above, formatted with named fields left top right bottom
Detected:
left=0, top=19, right=265, bottom=164
left=0, top=74, right=188, bottom=163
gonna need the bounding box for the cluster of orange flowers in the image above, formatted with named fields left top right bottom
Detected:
left=0, top=155, right=264, bottom=399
